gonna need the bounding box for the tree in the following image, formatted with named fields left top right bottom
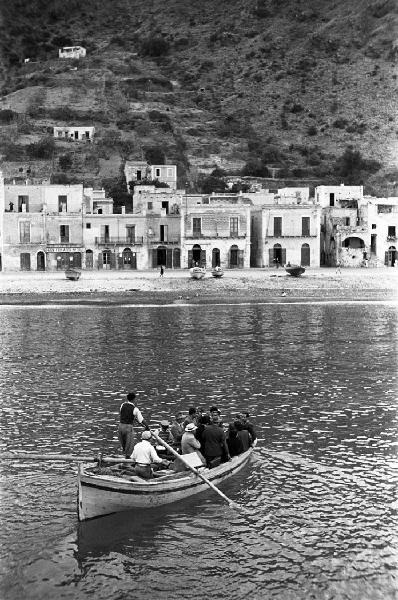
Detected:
left=335, top=146, right=381, bottom=183
left=197, top=173, right=228, bottom=194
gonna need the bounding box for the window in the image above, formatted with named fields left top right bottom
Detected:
left=86, top=223, right=91, bottom=229
left=230, top=217, right=239, bottom=237
left=19, top=221, right=30, bottom=243
left=202, top=198, right=210, bottom=205
left=58, top=195, right=67, bottom=212
left=147, top=202, right=153, bottom=210
left=155, top=168, right=161, bottom=178
left=344, top=217, right=350, bottom=226
left=193, top=217, right=202, bottom=236
left=18, top=195, right=29, bottom=213
left=274, top=217, right=282, bottom=237
left=388, top=226, right=396, bottom=239
left=302, top=217, right=310, bottom=236
left=162, top=201, right=169, bottom=214
left=60, top=225, right=69, bottom=243
left=136, top=170, right=142, bottom=181
left=329, top=193, right=335, bottom=207
left=167, top=168, right=173, bottom=178
left=372, top=224, right=376, bottom=229
left=126, top=225, right=135, bottom=243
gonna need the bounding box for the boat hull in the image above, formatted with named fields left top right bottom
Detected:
left=211, top=270, right=224, bottom=278
left=190, top=267, right=206, bottom=279
left=78, top=449, right=253, bottom=521
left=285, top=266, right=305, bottom=277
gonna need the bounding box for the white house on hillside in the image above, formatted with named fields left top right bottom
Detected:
left=58, top=46, right=86, bottom=59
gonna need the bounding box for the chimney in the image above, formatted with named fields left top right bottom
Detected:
left=121, top=206, right=125, bottom=214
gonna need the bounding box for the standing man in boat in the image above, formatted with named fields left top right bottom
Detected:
left=202, top=412, right=231, bottom=468
left=118, top=392, right=149, bottom=458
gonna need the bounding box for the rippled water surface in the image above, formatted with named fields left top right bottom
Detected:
left=0, top=301, right=397, bottom=600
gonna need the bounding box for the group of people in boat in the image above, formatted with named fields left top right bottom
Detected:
left=117, top=393, right=257, bottom=480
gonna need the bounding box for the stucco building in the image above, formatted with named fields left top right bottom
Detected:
left=53, top=126, right=95, bottom=142
left=124, top=162, right=177, bottom=190
left=182, top=193, right=251, bottom=268
left=251, top=192, right=321, bottom=267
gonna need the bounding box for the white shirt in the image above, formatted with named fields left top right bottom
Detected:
left=131, top=440, right=163, bottom=464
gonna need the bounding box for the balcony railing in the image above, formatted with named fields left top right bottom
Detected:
left=46, top=242, right=84, bottom=247
left=269, top=234, right=317, bottom=238
left=149, top=237, right=181, bottom=245
left=95, top=237, right=144, bottom=245
left=387, top=236, right=397, bottom=242
left=185, top=233, right=247, bottom=239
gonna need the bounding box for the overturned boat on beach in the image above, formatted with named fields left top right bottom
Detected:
left=78, top=448, right=253, bottom=521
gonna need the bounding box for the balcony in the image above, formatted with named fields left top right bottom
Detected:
left=150, top=237, right=181, bottom=245
left=185, top=233, right=247, bottom=239
left=387, top=236, right=397, bottom=242
left=95, top=237, right=144, bottom=246
left=269, top=233, right=317, bottom=238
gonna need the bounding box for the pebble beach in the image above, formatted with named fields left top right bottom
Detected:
left=0, top=267, right=397, bottom=305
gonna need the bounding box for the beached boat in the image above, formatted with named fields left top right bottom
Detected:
left=211, top=267, right=224, bottom=278
left=190, top=266, right=206, bottom=279
left=285, top=265, right=305, bottom=277
left=78, top=448, right=253, bottom=521
left=65, top=268, right=81, bottom=281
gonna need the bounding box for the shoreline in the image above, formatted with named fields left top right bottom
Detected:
left=0, top=268, right=397, bottom=305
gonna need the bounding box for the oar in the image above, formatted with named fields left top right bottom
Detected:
left=150, top=429, right=238, bottom=508
left=0, top=452, right=136, bottom=464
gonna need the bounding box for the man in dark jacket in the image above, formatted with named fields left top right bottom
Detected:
left=202, top=413, right=230, bottom=468
left=118, top=392, right=149, bottom=458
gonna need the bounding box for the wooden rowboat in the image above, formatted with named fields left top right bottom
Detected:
left=285, top=265, right=305, bottom=277
left=78, top=448, right=253, bottom=521
left=65, top=268, right=81, bottom=281
left=190, top=266, right=206, bottom=279
left=211, top=267, right=224, bottom=278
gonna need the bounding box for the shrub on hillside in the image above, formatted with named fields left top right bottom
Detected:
left=2, top=143, right=26, bottom=161
left=49, top=106, right=77, bottom=121
left=26, top=136, right=55, bottom=159
left=144, top=147, right=166, bottom=164
left=0, top=109, right=17, bottom=123
left=58, top=154, right=72, bottom=170
left=141, top=34, right=169, bottom=57
left=333, top=118, right=349, bottom=129
left=242, top=159, right=268, bottom=177
left=307, top=125, right=318, bottom=136
left=335, top=146, right=381, bottom=182
left=197, top=173, right=228, bottom=194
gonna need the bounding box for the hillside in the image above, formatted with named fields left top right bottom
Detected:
left=0, top=0, right=397, bottom=199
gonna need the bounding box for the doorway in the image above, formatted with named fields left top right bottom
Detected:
left=86, top=249, right=93, bottom=269
left=212, top=248, right=220, bottom=268
left=37, top=251, right=45, bottom=271
left=301, top=243, right=310, bottom=266
left=230, top=245, right=239, bottom=268
left=20, top=253, right=31, bottom=271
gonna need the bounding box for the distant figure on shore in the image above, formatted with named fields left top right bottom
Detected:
left=160, top=265, right=164, bottom=277
left=336, top=260, right=341, bottom=275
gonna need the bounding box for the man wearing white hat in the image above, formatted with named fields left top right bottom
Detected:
left=181, top=422, right=202, bottom=455
left=130, top=431, right=168, bottom=479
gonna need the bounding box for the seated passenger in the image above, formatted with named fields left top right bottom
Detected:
left=181, top=423, right=201, bottom=454
left=227, top=424, right=243, bottom=457
left=170, top=412, right=185, bottom=451
left=157, top=420, right=175, bottom=459
left=241, top=412, right=257, bottom=445
left=195, top=413, right=211, bottom=446
left=234, top=420, right=252, bottom=451
left=130, top=431, right=169, bottom=479
left=202, top=412, right=231, bottom=468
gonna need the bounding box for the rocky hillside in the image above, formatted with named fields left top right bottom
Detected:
left=0, top=0, right=397, bottom=198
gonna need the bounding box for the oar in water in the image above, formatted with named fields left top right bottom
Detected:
left=150, top=429, right=239, bottom=508
left=0, top=452, right=135, bottom=464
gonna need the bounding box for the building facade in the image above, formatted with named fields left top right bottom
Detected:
left=53, top=126, right=95, bottom=142
left=58, top=46, right=86, bottom=59
left=182, top=194, right=251, bottom=268
left=251, top=193, right=321, bottom=267
left=124, top=162, right=177, bottom=190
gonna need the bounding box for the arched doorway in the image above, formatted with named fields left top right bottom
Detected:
left=212, top=248, right=220, bottom=268
left=301, top=243, right=310, bottom=266
left=86, top=249, right=93, bottom=269
left=37, top=251, right=45, bottom=271
left=342, top=237, right=365, bottom=249
left=386, top=246, right=397, bottom=267
left=230, top=245, right=239, bottom=268
left=121, top=248, right=137, bottom=269
left=173, top=248, right=181, bottom=268
left=269, top=243, right=284, bottom=267
left=188, top=244, right=205, bottom=267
